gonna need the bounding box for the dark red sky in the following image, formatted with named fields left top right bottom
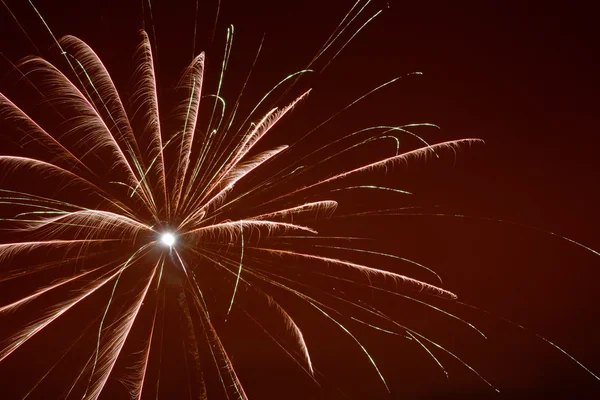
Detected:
left=1, top=1, right=599, bottom=399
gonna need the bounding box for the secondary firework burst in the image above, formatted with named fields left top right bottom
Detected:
left=0, top=1, right=598, bottom=399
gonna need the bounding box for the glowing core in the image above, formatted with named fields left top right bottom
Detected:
left=161, top=232, right=175, bottom=247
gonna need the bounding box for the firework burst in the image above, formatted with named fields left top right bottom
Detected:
left=0, top=1, right=598, bottom=399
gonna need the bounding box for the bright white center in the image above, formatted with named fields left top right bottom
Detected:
left=161, top=232, right=175, bottom=247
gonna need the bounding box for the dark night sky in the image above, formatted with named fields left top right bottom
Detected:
left=1, top=1, right=599, bottom=399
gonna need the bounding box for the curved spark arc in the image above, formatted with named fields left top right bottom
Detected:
left=16, top=57, right=150, bottom=207
left=173, top=52, right=205, bottom=215
left=130, top=31, right=169, bottom=220
left=0, top=1, right=598, bottom=399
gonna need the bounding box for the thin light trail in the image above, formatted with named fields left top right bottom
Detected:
left=82, top=244, right=154, bottom=399
left=83, top=259, right=160, bottom=400
left=457, top=301, right=600, bottom=381
left=261, top=139, right=480, bottom=209
left=187, top=246, right=315, bottom=377
left=320, top=9, right=383, bottom=72
left=22, top=315, right=103, bottom=400
left=309, top=270, right=487, bottom=338
left=389, top=212, right=600, bottom=258
left=234, top=261, right=392, bottom=394
left=309, top=301, right=390, bottom=392
left=254, top=265, right=492, bottom=390
left=0, top=0, right=41, bottom=54
left=312, top=245, right=443, bottom=284
left=0, top=259, right=140, bottom=363
left=257, top=124, right=438, bottom=193
left=226, top=222, right=244, bottom=319
left=134, top=260, right=164, bottom=400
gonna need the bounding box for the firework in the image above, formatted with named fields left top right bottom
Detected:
left=0, top=1, right=598, bottom=399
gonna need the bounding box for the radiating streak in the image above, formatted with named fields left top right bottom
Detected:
left=294, top=76, right=408, bottom=146
left=195, top=310, right=233, bottom=400
left=132, top=31, right=168, bottom=217
left=0, top=156, right=122, bottom=210
left=83, top=259, right=159, bottom=400
left=0, top=262, right=112, bottom=314
left=210, top=0, right=222, bottom=41
left=186, top=220, right=318, bottom=242
left=249, top=200, right=338, bottom=222
left=255, top=262, right=486, bottom=385
left=320, top=9, right=383, bottom=72
left=311, top=270, right=487, bottom=338
left=154, top=289, right=167, bottom=400
left=0, top=239, right=116, bottom=264
left=27, top=0, right=90, bottom=92
left=0, top=201, right=66, bottom=217
left=206, top=166, right=325, bottom=223
left=130, top=261, right=163, bottom=400
left=405, top=331, right=449, bottom=379
left=302, top=126, right=438, bottom=175
left=308, top=301, right=390, bottom=392
left=226, top=222, right=244, bottom=318
left=244, top=311, right=318, bottom=381
left=281, top=0, right=371, bottom=98
left=252, top=248, right=456, bottom=299
left=17, top=57, right=147, bottom=203
left=457, top=301, right=600, bottom=381
left=83, top=245, right=153, bottom=398
left=22, top=315, right=103, bottom=400
left=173, top=53, right=205, bottom=214
left=330, top=185, right=412, bottom=195
left=206, top=25, right=233, bottom=136
left=257, top=266, right=490, bottom=391
left=0, top=260, right=137, bottom=363
left=186, top=93, right=226, bottom=189
left=186, top=35, right=265, bottom=196
left=329, top=206, right=423, bottom=220
left=0, top=189, right=87, bottom=210
left=402, top=325, right=498, bottom=392
left=266, top=139, right=481, bottom=207
left=394, top=212, right=600, bottom=258
left=254, top=263, right=464, bottom=385
left=233, top=69, right=313, bottom=139
left=191, top=0, right=200, bottom=58
left=60, top=36, right=144, bottom=168
left=266, top=125, right=437, bottom=188
left=242, top=271, right=386, bottom=391
left=66, top=54, right=157, bottom=212
left=0, top=94, right=94, bottom=174
left=208, top=87, right=309, bottom=191
left=62, top=348, right=97, bottom=399
left=188, top=247, right=315, bottom=375
left=0, top=251, right=113, bottom=284
left=130, top=311, right=157, bottom=400
left=308, top=0, right=372, bottom=68
left=313, top=245, right=442, bottom=284
left=0, top=0, right=41, bottom=54
left=141, top=0, right=159, bottom=64
left=181, top=291, right=206, bottom=400
left=19, top=209, right=154, bottom=235
left=208, top=244, right=480, bottom=394
left=180, top=146, right=289, bottom=228
left=350, top=316, right=400, bottom=336
left=215, top=35, right=264, bottom=153
left=192, top=26, right=233, bottom=188
left=191, top=289, right=248, bottom=400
